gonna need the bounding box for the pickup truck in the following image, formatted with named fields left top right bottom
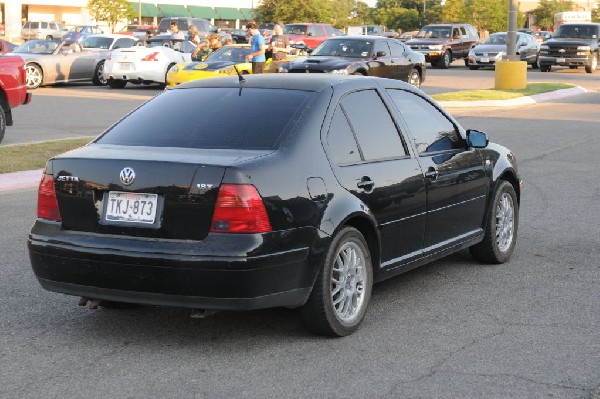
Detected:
left=539, top=23, right=600, bottom=73
left=0, top=55, right=32, bottom=143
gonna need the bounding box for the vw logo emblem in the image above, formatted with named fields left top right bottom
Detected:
left=119, top=167, right=135, bottom=186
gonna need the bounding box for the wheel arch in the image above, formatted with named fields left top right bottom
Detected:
left=497, top=169, right=521, bottom=206
left=342, top=216, right=381, bottom=274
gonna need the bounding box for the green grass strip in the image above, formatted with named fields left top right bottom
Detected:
left=431, top=82, right=575, bottom=102
left=0, top=137, right=92, bottom=174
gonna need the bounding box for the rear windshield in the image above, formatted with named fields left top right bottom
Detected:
left=96, top=87, right=315, bottom=150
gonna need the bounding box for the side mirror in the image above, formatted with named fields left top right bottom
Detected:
left=375, top=51, right=386, bottom=58
left=466, top=129, right=489, bottom=148
left=518, top=42, right=526, bottom=47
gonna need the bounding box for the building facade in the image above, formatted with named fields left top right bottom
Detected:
left=1, top=0, right=257, bottom=41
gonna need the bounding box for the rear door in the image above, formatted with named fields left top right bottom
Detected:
left=386, top=88, right=488, bottom=252
left=388, top=39, right=412, bottom=80
left=325, top=88, right=426, bottom=266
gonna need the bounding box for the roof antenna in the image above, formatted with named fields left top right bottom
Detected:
left=233, top=65, right=245, bottom=96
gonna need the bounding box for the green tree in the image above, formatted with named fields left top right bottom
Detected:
left=531, top=0, right=574, bottom=30
left=441, top=0, right=465, bottom=22
left=87, top=0, right=135, bottom=33
left=464, top=0, right=507, bottom=33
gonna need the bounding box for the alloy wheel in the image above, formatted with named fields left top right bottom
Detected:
left=331, top=241, right=367, bottom=323
left=495, top=192, right=515, bottom=253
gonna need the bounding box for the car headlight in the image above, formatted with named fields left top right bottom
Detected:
left=577, top=46, right=591, bottom=51
left=278, top=66, right=289, bottom=73
left=429, top=45, right=443, bottom=50
left=217, top=67, right=234, bottom=74
left=540, top=45, right=548, bottom=50
left=327, top=69, right=349, bottom=75
left=169, top=65, right=179, bottom=73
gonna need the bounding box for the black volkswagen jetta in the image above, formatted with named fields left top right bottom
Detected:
left=285, top=36, right=426, bottom=88
left=29, top=75, right=520, bottom=336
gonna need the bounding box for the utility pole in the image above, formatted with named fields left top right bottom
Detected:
left=506, top=0, right=518, bottom=61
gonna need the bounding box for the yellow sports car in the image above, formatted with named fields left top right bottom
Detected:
left=167, top=44, right=258, bottom=86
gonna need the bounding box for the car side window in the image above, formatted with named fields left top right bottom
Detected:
left=386, top=89, right=463, bottom=155
left=340, top=90, right=408, bottom=161
left=41, top=22, right=48, bottom=29
left=460, top=27, right=467, bottom=37
left=327, top=107, right=362, bottom=165
left=309, top=26, right=323, bottom=36
left=374, top=40, right=390, bottom=56
left=389, top=40, right=406, bottom=57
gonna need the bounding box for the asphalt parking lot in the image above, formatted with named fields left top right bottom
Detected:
left=1, top=65, right=599, bottom=398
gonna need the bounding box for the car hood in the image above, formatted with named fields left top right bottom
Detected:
left=183, top=61, right=240, bottom=71
left=471, top=44, right=506, bottom=52
left=289, top=56, right=356, bottom=71
left=545, top=38, right=597, bottom=46
left=406, top=38, right=447, bottom=46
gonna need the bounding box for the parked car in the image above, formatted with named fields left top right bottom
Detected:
left=286, top=36, right=426, bottom=88
left=28, top=74, right=521, bottom=336
left=539, top=23, right=600, bottom=73
left=467, top=32, right=540, bottom=70
left=284, top=23, right=344, bottom=49
left=103, top=35, right=195, bottom=88
left=0, top=55, right=32, bottom=143
left=0, top=39, right=18, bottom=55
left=115, top=24, right=156, bottom=39
left=406, top=23, right=479, bottom=68
left=398, top=31, right=417, bottom=42
left=229, top=29, right=249, bottom=44
left=9, top=34, right=138, bottom=89
left=21, top=21, right=68, bottom=40
left=62, top=25, right=104, bottom=44
left=158, top=17, right=219, bottom=38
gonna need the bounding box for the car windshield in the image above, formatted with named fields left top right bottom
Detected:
left=481, top=34, right=507, bottom=45
left=12, top=40, right=58, bottom=54
left=554, top=25, right=598, bottom=39
left=284, top=25, right=307, bottom=35
left=148, top=39, right=195, bottom=53
left=415, top=27, right=451, bottom=39
left=80, top=36, right=113, bottom=49
left=205, top=46, right=251, bottom=62
left=95, top=87, right=315, bottom=150
left=311, top=39, right=373, bottom=58
left=70, top=26, right=85, bottom=32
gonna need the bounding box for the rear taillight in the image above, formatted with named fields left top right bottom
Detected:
left=37, top=173, right=61, bottom=221
left=141, top=52, right=160, bottom=61
left=210, top=184, right=271, bottom=234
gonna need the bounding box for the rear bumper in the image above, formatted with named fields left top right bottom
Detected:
left=28, top=220, right=325, bottom=310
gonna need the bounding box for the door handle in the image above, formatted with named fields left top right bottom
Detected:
left=424, top=168, right=439, bottom=181
left=357, top=177, right=374, bottom=190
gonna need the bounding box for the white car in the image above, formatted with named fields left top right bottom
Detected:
left=103, top=36, right=195, bottom=88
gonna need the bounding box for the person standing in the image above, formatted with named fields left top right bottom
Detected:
left=268, top=23, right=291, bottom=73
left=169, top=21, right=184, bottom=40
left=245, top=21, right=266, bottom=74
left=186, top=25, right=201, bottom=45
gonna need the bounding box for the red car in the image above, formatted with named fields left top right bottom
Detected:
left=0, top=56, right=32, bottom=143
left=0, top=39, right=17, bottom=55
left=284, top=23, right=344, bottom=49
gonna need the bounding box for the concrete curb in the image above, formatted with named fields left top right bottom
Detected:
left=0, top=86, right=588, bottom=193
left=437, top=86, right=587, bottom=108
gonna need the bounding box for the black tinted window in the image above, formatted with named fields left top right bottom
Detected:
left=386, top=89, right=462, bottom=155
left=340, top=90, right=407, bottom=161
left=389, top=41, right=406, bottom=57
left=374, top=40, right=390, bottom=56
left=327, top=107, right=361, bottom=164
left=96, top=88, right=314, bottom=150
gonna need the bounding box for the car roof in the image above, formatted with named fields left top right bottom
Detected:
left=83, top=33, right=136, bottom=39
left=172, top=74, right=417, bottom=93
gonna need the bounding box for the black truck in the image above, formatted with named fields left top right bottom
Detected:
left=538, top=23, right=600, bottom=73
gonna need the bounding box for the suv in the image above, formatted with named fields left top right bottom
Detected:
left=284, top=23, right=344, bottom=49
left=538, top=23, right=599, bottom=73
left=21, top=21, right=68, bottom=40
left=406, top=23, right=479, bottom=68
left=158, top=17, right=218, bottom=38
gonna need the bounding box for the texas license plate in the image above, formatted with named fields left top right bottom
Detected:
left=118, top=62, right=132, bottom=70
left=105, top=191, right=157, bottom=224
left=557, top=58, right=566, bottom=63
left=480, top=57, right=490, bottom=63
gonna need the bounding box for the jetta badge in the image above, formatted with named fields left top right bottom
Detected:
left=119, top=167, right=135, bottom=186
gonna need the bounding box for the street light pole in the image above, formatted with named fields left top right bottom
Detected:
left=138, top=0, right=142, bottom=25
left=506, top=0, right=518, bottom=61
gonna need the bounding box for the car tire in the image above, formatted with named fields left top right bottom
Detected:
left=0, top=103, right=6, bottom=144
left=46, top=35, right=52, bottom=40
left=437, top=51, right=451, bottom=69
left=159, top=63, right=176, bottom=89
left=92, top=60, right=107, bottom=86
left=407, top=68, right=421, bottom=88
left=25, top=63, right=43, bottom=89
left=531, top=58, right=539, bottom=69
left=540, top=64, right=551, bottom=72
left=107, top=79, right=127, bottom=89
left=585, top=53, right=598, bottom=74
left=463, top=58, right=469, bottom=67
left=299, top=226, right=373, bottom=337
left=569, top=66, right=578, bottom=69
left=470, top=180, right=518, bottom=264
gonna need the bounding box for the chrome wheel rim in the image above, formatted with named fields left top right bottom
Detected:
left=331, top=242, right=366, bottom=323
left=496, top=193, right=515, bottom=253
left=409, top=71, right=420, bottom=87
left=444, top=52, right=450, bottom=67
left=97, top=62, right=106, bottom=85
left=26, top=65, right=42, bottom=88
left=592, top=54, right=598, bottom=71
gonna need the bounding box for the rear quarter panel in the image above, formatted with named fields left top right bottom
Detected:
left=0, top=56, right=29, bottom=108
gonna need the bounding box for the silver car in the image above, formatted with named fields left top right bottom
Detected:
left=467, top=32, right=540, bottom=70
left=21, top=21, right=68, bottom=41
left=9, top=34, right=138, bottom=89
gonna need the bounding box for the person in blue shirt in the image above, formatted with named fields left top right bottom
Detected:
left=245, top=21, right=266, bottom=74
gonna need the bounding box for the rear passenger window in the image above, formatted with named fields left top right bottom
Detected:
left=41, top=22, right=48, bottom=29
left=340, top=90, right=407, bottom=161
left=389, top=41, right=406, bottom=57
left=327, top=107, right=361, bottom=164
left=386, top=89, right=463, bottom=155
left=374, top=40, right=390, bottom=56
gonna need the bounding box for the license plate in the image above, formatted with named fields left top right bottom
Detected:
left=480, top=57, right=489, bottom=63
left=118, top=62, right=132, bottom=70
left=105, top=191, right=157, bottom=224
left=557, top=58, right=565, bottom=63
